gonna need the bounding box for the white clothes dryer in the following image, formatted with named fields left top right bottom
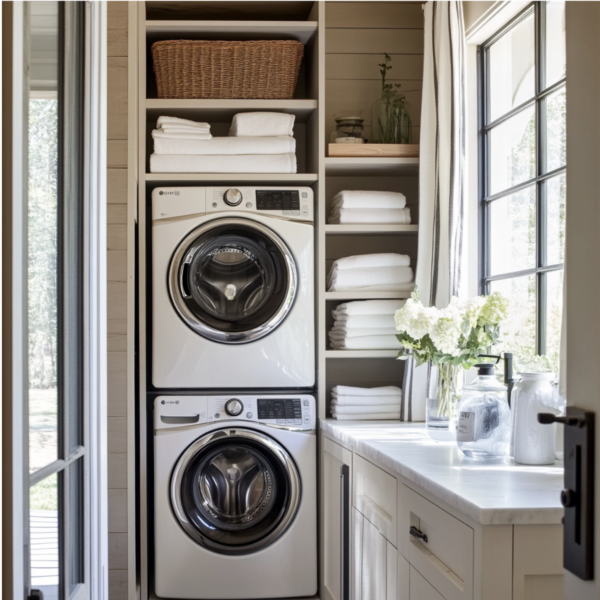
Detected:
left=151, top=186, right=314, bottom=389
left=153, top=394, right=317, bottom=599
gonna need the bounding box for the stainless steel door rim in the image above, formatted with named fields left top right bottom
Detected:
left=170, top=428, right=301, bottom=554
left=168, top=217, right=298, bottom=344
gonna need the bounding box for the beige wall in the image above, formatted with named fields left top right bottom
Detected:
left=463, top=1, right=496, bottom=32
left=107, top=2, right=130, bottom=599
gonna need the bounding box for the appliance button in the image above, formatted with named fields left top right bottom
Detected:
left=225, top=398, right=244, bottom=417
left=246, top=412, right=253, bottom=419
left=283, top=210, right=291, bottom=215
left=303, top=400, right=309, bottom=406
left=276, top=419, right=285, bottom=424
left=285, top=419, right=295, bottom=425
left=292, top=210, right=300, bottom=216
left=211, top=202, right=218, bottom=208
left=245, top=202, right=252, bottom=208
left=302, top=192, right=308, bottom=198
left=223, top=188, right=243, bottom=206
left=304, top=416, right=311, bottom=424
left=294, top=419, right=302, bottom=425
left=214, top=413, right=220, bottom=419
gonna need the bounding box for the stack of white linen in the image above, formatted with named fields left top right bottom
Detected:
left=328, top=190, right=411, bottom=224
left=327, top=253, right=414, bottom=293
left=328, top=299, right=404, bottom=350
left=149, top=112, right=297, bottom=173
left=331, top=385, right=402, bottom=420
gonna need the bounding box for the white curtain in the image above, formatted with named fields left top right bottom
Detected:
left=402, top=1, right=467, bottom=421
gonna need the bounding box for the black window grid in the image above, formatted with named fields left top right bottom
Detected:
left=478, top=1, right=566, bottom=355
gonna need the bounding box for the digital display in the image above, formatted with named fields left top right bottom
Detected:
left=256, top=190, right=300, bottom=211
left=257, top=399, right=302, bottom=420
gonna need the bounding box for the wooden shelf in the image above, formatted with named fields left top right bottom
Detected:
left=324, top=224, right=418, bottom=235
left=325, top=350, right=400, bottom=359
left=146, top=20, right=318, bottom=44
left=325, top=291, right=412, bottom=301
left=145, top=173, right=318, bottom=185
left=325, top=157, right=419, bottom=177
left=146, top=99, right=318, bottom=123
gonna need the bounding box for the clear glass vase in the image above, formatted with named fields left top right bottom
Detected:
left=371, top=95, right=412, bottom=144
left=426, top=363, right=464, bottom=441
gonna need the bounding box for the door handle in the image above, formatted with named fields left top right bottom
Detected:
left=539, top=406, right=595, bottom=580
left=409, top=525, right=428, bottom=544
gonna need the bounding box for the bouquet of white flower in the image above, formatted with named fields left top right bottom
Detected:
left=394, top=289, right=509, bottom=368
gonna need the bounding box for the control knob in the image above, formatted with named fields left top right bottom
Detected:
left=223, top=188, right=243, bottom=206
left=225, top=398, right=244, bottom=416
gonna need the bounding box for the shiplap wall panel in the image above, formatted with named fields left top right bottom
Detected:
left=326, top=2, right=424, bottom=29
left=107, top=4, right=129, bottom=594
left=325, top=1, right=423, bottom=142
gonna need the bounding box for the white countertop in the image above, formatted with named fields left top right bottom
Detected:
left=321, top=420, right=564, bottom=526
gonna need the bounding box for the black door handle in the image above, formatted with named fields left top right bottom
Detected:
left=409, top=526, right=428, bottom=543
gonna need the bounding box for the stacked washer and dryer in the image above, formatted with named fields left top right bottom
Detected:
left=151, top=186, right=317, bottom=599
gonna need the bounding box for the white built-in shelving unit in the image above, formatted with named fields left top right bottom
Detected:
left=135, top=3, right=423, bottom=598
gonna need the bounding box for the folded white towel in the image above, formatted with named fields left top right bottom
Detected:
left=332, top=404, right=400, bottom=415
left=331, top=190, right=407, bottom=209
left=331, top=412, right=400, bottom=421
left=329, top=327, right=398, bottom=339
left=159, top=126, right=213, bottom=135
left=157, top=116, right=211, bottom=131
left=149, top=153, right=297, bottom=174
left=327, top=266, right=414, bottom=292
left=152, top=135, right=296, bottom=156
left=332, top=385, right=402, bottom=397
left=152, top=129, right=213, bottom=141
left=329, top=253, right=410, bottom=271
left=329, top=335, right=401, bottom=350
left=230, top=112, right=295, bottom=137
left=332, top=314, right=396, bottom=328
left=328, top=208, right=411, bottom=225
left=332, top=300, right=406, bottom=318
left=332, top=398, right=401, bottom=409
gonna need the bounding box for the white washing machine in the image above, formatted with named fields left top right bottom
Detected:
left=152, top=186, right=314, bottom=389
left=153, top=394, right=317, bottom=599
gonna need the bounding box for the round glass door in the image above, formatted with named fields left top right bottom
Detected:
left=168, top=219, right=297, bottom=344
left=171, top=429, right=301, bottom=554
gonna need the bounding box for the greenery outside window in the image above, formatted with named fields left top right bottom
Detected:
left=479, top=1, right=566, bottom=372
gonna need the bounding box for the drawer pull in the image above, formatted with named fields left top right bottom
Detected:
left=409, top=526, right=428, bottom=544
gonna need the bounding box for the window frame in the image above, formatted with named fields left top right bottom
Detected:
left=478, top=0, right=566, bottom=355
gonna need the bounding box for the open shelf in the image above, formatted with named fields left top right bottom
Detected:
left=146, top=99, right=318, bottom=123
left=325, top=350, right=400, bottom=359
left=145, top=173, right=318, bottom=185
left=325, top=291, right=412, bottom=301
left=324, top=224, right=418, bottom=235
left=146, top=20, right=318, bottom=44
left=325, top=157, right=419, bottom=177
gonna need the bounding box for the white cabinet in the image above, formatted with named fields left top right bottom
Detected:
left=353, top=508, right=398, bottom=600
left=410, top=566, right=446, bottom=600
left=322, top=437, right=353, bottom=600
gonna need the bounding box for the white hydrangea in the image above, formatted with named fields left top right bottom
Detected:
left=461, top=295, right=486, bottom=328
left=395, top=299, right=438, bottom=340
left=429, top=304, right=463, bottom=356
left=479, top=291, right=509, bottom=326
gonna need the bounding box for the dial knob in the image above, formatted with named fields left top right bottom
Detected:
left=225, top=398, right=244, bottom=416
left=223, top=188, right=243, bottom=206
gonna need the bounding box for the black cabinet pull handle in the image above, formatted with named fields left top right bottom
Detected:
left=409, top=526, right=428, bottom=543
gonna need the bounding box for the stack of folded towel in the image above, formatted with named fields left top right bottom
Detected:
left=327, top=253, right=414, bottom=293
left=331, top=385, right=402, bottom=420
left=149, top=112, right=297, bottom=174
left=329, top=299, right=404, bottom=350
left=328, top=190, right=411, bottom=224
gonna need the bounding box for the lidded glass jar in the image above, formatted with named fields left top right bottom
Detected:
left=456, top=361, right=511, bottom=459
left=330, top=116, right=364, bottom=143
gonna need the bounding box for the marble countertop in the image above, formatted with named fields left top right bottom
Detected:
left=321, top=420, right=564, bottom=526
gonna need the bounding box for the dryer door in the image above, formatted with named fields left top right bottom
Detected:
left=168, top=218, right=298, bottom=344
left=171, top=428, right=301, bottom=555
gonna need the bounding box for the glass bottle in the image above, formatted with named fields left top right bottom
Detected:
left=371, top=96, right=412, bottom=144
left=426, top=363, right=463, bottom=441
left=456, top=363, right=511, bottom=458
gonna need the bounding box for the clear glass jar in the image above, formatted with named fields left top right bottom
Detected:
left=330, top=116, right=364, bottom=143
left=457, top=366, right=511, bottom=458
left=512, top=373, right=557, bottom=465
left=371, top=96, right=412, bottom=144
left=426, top=363, right=463, bottom=441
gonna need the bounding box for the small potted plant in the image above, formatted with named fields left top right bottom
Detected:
left=371, top=53, right=412, bottom=144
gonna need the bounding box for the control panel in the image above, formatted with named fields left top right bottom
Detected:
left=155, top=394, right=316, bottom=431
left=152, top=186, right=314, bottom=223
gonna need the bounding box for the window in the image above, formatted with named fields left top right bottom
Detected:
left=479, top=1, right=566, bottom=372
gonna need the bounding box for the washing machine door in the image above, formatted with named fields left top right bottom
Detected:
left=171, top=428, right=301, bottom=555
left=168, top=218, right=298, bottom=344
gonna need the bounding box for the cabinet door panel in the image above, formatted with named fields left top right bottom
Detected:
left=354, top=508, right=388, bottom=600
left=387, top=542, right=398, bottom=600
left=353, top=509, right=364, bottom=600
left=410, top=566, right=445, bottom=600
left=398, top=552, right=409, bottom=600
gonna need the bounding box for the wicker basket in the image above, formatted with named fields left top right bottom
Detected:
left=151, top=40, right=304, bottom=99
